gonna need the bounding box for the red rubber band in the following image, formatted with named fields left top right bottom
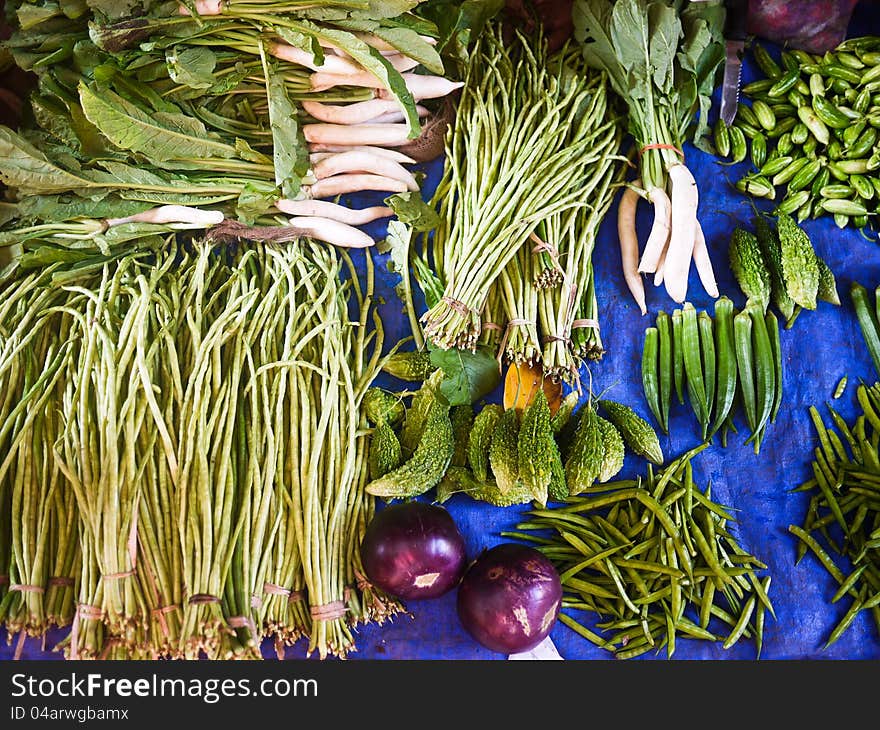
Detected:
left=639, top=143, right=685, bottom=159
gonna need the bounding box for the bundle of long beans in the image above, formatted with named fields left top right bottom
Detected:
left=0, top=238, right=397, bottom=659
left=417, top=25, right=625, bottom=382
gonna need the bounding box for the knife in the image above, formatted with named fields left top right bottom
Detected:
left=720, top=0, right=749, bottom=127
left=507, top=635, right=564, bottom=661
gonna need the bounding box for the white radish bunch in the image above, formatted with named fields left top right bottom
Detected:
left=618, top=164, right=718, bottom=314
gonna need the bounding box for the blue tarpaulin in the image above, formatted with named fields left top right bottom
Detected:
left=4, top=5, right=880, bottom=661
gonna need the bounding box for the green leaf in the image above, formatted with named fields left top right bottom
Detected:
left=647, top=2, right=680, bottom=93
left=17, top=3, right=62, bottom=30
left=86, top=0, right=142, bottom=20
left=165, top=46, right=217, bottom=90
left=291, top=21, right=421, bottom=139
left=259, top=48, right=309, bottom=200
left=373, top=26, right=444, bottom=75
left=378, top=218, right=413, bottom=307
left=386, top=191, right=440, bottom=231
left=0, top=126, right=104, bottom=194
left=235, top=182, right=278, bottom=226
left=302, top=0, right=420, bottom=21
left=416, top=0, right=502, bottom=71
left=275, top=27, right=326, bottom=67
left=430, top=345, right=500, bottom=407
left=17, top=194, right=152, bottom=222
left=78, top=83, right=239, bottom=162
left=573, top=0, right=630, bottom=97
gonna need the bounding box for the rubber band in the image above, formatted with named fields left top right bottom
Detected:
left=309, top=600, right=347, bottom=620
left=572, top=319, right=600, bottom=331
left=542, top=335, right=571, bottom=345
left=639, top=143, right=685, bottom=159
left=48, top=577, right=75, bottom=588
left=151, top=604, right=179, bottom=640
left=188, top=594, right=221, bottom=606
left=440, top=296, right=473, bottom=317
left=250, top=594, right=263, bottom=610
left=14, top=630, right=26, bottom=661
left=77, top=604, right=105, bottom=620
left=482, top=322, right=503, bottom=332
left=343, top=586, right=352, bottom=603
left=10, top=584, right=45, bottom=594
left=227, top=615, right=257, bottom=635
left=354, top=569, right=371, bottom=593
left=263, top=582, right=291, bottom=597
left=102, top=569, right=135, bottom=581
left=529, top=232, right=564, bottom=275
left=288, top=590, right=306, bottom=604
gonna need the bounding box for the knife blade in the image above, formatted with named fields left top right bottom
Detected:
left=507, top=635, right=564, bottom=660
left=720, top=0, right=749, bottom=127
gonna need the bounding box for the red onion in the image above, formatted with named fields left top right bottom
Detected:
left=456, top=543, right=562, bottom=654
left=360, top=502, right=467, bottom=600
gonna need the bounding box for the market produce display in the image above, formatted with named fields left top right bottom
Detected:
left=4, top=0, right=880, bottom=663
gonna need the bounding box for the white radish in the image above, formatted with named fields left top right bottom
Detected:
left=654, top=238, right=670, bottom=287
left=268, top=42, right=361, bottom=75
left=359, top=105, right=430, bottom=125
left=289, top=216, right=375, bottom=248
left=310, top=72, right=463, bottom=101
left=302, top=99, right=406, bottom=125
left=354, top=32, right=438, bottom=54
left=312, top=151, right=418, bottom=190
left=637, top=186, right=672, bottom=274
left=663, top=163, right=699, bottom=304
left=617, top=183, right=647, bottom=315
left=378, top=75, right=464, bottom=101
left=308, top=146, right=416, bottom=165
left=692, top=221, right=719, bottom=298
left=304, top=123, right=411, bottom=147
left=178, top=0, right=222, bottom=16
left=384, top=54, right=421, bottom=73
left=276, top=200, right=392, bottom=225
left=105, top=205, right=224, bottom=228
left=306, top=174, right=410, bottom=199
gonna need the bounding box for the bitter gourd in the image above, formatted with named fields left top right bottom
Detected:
left=399, top=369, right=444, bottom=456
left=564, top=403, right=605, bottom=495
left=437, top=467, right=532, bottom=507
left=451, top=405, right=475, bottom=468
left=596, top=415, right=625, bottom=483
left=754, top=215, right=796, bottom=320
left=489, top=408, right=521, bottom=496
left=598, top=399, right=664, bottom=466
left=363, top=387, right=405, bottom=427
left=365, top=400, right=454, bottom=498
left=467, top=404, right=503, bottom=483
left=368, top=420, right=402, bottom=480
left=816, top=257, right=840, bottom=305
left=729, top=228, right=771, bottom=313
left=381, top=350, right=436, bottom=381
left=517, top=391, right=554, bottom=505
left=777, top=213, right=819, bottom=310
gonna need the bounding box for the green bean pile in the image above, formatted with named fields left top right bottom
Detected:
left=508, top=446, right=774, bottom=659
left=0, top=240, right=399, bottom=660
left=418, top=24, right=625, bottom=381
left=641, top=298, right=782, bottom=453
left=715, top=38, right=880, bottom=230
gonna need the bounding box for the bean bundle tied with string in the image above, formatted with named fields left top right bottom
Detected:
left=417, top=24, right=627, bottom=383
left=0, top=240, right=400, bottom=660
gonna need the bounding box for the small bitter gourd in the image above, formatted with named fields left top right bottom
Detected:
left=564, top=403, right=605, bottom=495
left=365, top=400, right=454, bottom=498
left=753, top=215, right=796, bottom=320
left=729, top=228, right=771, bottom=313
left=551, top=392, right=579, bottom=435
left=598, top=399, right=664, bottom=466
left=368, top=419, right=402, bottom=480
left=816, top=257, right=840, bottom=305
left=363, top=387, right=405, bottom=427
left=450, top=404, right=475, bottom=468
left=517, top=391, right=554, bottom=505
left=381, top=350, right=436, bottom=381
left=489, top=408, right=521, bottom=495
left=438, top=467, right=532, bottom=507
left=399, top=369, right=444, bottom=456
left=467, top=404, right=503, bottom=483
left=596, top=415, right=625, bottom=483
left=777, top=213, right=819, bottom=310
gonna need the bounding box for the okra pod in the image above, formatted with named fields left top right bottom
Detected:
left=710, top=298, right=738, bottom=439
left=642, top=327, right=664, bottom=433
left=656, top=311, right=673, bottom=435
left=734, top=310, right=757, bottom=433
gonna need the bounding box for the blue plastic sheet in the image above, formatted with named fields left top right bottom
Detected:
left=5, top=7, right=880, bottom=661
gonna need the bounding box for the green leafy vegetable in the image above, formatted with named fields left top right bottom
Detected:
left=429, top=345, right=500, bottom=406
